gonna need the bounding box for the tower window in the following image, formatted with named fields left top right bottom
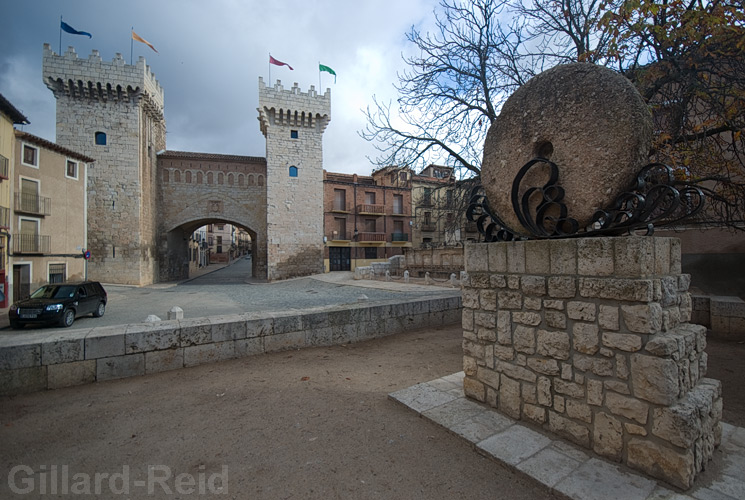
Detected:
left=95, top=132, right=107, bottom=145
left=66, top=159, right=78, bottom=179
left=289, top=166, right=298, bottom=177
left=290, top=130, right=298, bottom=139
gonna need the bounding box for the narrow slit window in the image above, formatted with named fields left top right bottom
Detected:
left=290, top=130, right=298, bottom=139
left=95, top=132, right=107, bottom=145
left=289, top=166, right=298, bottom=177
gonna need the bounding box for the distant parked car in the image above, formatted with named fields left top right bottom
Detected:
left=8, top=281, right=107, bottom=329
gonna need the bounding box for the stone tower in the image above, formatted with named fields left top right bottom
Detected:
left=258, top=78, right=330, bottom=281
left=42, top=44, right=165, bottom=285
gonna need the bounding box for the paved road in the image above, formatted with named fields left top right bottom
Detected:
left=3, top=257, right=459, bottom=334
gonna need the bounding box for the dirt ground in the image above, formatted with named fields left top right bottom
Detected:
left=0, top=326, right=742, bottom=499
left=0, top=325, right=550, bottom=500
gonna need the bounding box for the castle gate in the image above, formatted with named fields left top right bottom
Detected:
left=42, top=45, right=330, bottom=285
left=156, top=151, right=268, bottom=281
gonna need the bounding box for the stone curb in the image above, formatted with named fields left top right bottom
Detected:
left=390, top=373, right=745, bottom=500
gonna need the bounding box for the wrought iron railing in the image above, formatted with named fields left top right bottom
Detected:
left=391, top=233, right=409, bottom=242
left=327, top=231, right=352, bottom=241
left=14, top=193, right=51, bottom=216
left=421, top=223, right=437, bottom=232
left=357, top=204, right=385, bottom=214
left=13, top=234, right=51, bottom=254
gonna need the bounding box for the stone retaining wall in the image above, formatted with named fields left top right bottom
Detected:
left=0, top=296, right=461, bottom=396
left=691, top=295, right=745, bottom=340
left=462, top=237, right=722, bottom=490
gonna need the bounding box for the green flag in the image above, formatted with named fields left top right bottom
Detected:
left=319, top=64, right=336, bottom=83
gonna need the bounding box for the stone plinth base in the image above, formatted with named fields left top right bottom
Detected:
left=462, top=237, right=722, bottom=489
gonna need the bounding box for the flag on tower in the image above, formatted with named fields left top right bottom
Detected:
left=269, top=55, right=293, bottom=70
left=319, top=64, right=336, bottom=83
left=132, top=30, right=158, bottom=53
left=61, top=20, right=92, bottom=38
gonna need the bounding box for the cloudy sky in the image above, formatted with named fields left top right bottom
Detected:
left=0, top=0, right=439, bottom=175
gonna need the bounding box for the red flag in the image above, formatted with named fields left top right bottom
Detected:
left=269, top=55, right=293, bottom=70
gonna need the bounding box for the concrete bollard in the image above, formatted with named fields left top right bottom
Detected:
left=404, top=270, right=410, bottom=283
left=168, top=306, right=184, bottom=320
left=450, top=273, right=458, bottom=287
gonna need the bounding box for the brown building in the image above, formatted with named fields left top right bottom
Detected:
left=323, top=167, right=413, bottom=271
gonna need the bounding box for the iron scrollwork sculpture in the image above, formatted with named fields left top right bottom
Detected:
left=466, top=158, right=706, bottom=241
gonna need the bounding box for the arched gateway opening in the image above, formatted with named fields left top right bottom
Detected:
left=164, top=219, right=260, bottom=280
left=157, top=151, right=268, bottom=282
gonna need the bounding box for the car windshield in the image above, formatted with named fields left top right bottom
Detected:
left=29, top=285, right=77, bottom=299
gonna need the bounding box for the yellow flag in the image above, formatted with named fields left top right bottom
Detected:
left=132, top=30, right=158, bottom=53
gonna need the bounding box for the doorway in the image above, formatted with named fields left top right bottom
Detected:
left=13, top=264, right=31, bottom=302
left=329, top=247, right=351, bottom=271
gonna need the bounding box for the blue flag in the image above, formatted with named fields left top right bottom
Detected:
left=61, top=21, right=92, bottom=38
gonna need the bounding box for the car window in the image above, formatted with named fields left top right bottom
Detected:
left=30, top=285, right=76, bottom=299
left=85, top=284, right=99, bottom=296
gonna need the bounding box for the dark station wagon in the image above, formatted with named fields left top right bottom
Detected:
left=8, top=281, right=107, bottom=329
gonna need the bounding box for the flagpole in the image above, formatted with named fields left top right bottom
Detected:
left=318, top=61, right=322, bottom=90
left=268, top=53, right=271, bottom=84
left=130, top=27, right=134, bottom=64
left=59, top=16, right=63, bottom=54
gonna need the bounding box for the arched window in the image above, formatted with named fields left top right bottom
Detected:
left=174, top=170, right=181, bottom=182
left=218, top=172, right=224, bottom=185
left=238, top=174, right=244, bottom=186
left=257, top=175, right=264, bottom=186
left=95, top=132, right=107, bottom=145
left=228, top=173, right=234, bottom=185
left=248, top=174, right=255, bottom=186
left=185, top=171, right=192, bottom=183
left=163, top=170, right=169, bottom=182
left=197, top=171, right=203, bottom=184
left=289, top=166, right=298, bottom=177
left=207, top=172, right=213, bottom=184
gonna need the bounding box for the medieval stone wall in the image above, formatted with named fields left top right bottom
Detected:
left=259, top=78, right=329, bottom=281
left=156, top=152, right=268, bottom=280
left=462, top=236, right=722, bottom=489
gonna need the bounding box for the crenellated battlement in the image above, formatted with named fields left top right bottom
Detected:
left=257, top=77, right=330, bottom=136
left=42, top=43, right=164, bottom=119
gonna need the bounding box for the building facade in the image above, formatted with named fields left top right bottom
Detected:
left=0, top=94, right=29, bottom=311
left=323, top=166, right=413, bottom=271
left=11, top=131, right=93, bottom=301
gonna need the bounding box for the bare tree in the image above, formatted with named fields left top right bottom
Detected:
left=360, top=0, right=617, bottom=178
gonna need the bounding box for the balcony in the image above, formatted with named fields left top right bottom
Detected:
left=357, top=204, right=385, bottom=215
left=357, top=232, right=386, bottom=242
left=327, top=231, right=351, bottom=242
left=421, top=223, right=437, bottom=232
left=330, top=203, right=351, bottom=213
left=391, top=233, right=409, bottom=242
left=0, top=206, right=8, bottom=229
left=14, top=193, right=51, bottom=216
left=13, top=234, right=51, bottom=255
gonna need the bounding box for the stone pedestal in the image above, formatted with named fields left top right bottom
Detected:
left=462, top=236, right=722, bottom=489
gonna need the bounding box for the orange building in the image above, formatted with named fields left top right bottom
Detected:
left=323, top=167, right=413, bottom=271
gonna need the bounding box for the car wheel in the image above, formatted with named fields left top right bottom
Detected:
left=59, top=309, right=75, bottom=328
left=93, top=302, right=106, bottom=318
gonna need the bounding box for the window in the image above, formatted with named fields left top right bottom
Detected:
left=20, top=178, right=40, bottom=213
left=217, top=224, right=225, bottom=230
left=423, top=188, right=432, bottom=206
left=446, top=189, right=454, bottom=207
left=365, top=219, right=376, bottom=232
left=95, top=132, right=107, bottom=145
left=424, top=212, right=432, bottom=225
left=217, top=236, right=223, bottom=254
left=66, top=160, right=78, bottom=179
left=365, top=247, right=377, bottom=259
left=334, top=217, right=346, bottom=238
left=399, top=172, right=407, bottom=181
left=364, top=192, right=376, bottom=205
left=333, top=189, right=346, bottom=211
left=289, top=166, right=298, bottom=177
left=291, top=130, right=298, bottom=139
left=393, top=220, right=404, bottom=234
left=393, top=194, right=404, bottom=214
left=48, top=263, right=66, bottom=284
left=22, top=144, right=38, bottom=167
